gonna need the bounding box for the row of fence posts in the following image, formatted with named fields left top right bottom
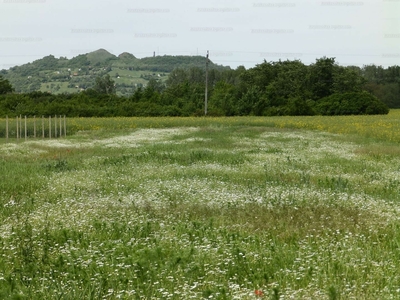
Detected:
left=5, top=115, right=66, bottom=143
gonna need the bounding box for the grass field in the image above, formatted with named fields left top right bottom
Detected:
left=34, top=67, right=168, bottom=95
left=1, top=112, right=400, bottom=299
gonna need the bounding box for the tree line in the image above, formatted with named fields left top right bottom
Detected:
left=0, top=57, right=395, bottom=117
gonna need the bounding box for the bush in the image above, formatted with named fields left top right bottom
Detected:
left=284, top=98, right=316, bottom=116
left=315, top=91, right=389, bottom=115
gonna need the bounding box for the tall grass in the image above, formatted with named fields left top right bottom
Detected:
left=63, top=109, right=400, bottom=143
left=1, top=116, right=400, bottom=298
left=2, top=109, right=400, bottom=141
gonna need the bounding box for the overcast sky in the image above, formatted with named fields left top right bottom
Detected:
left=1, top=0, right=399, bottom=70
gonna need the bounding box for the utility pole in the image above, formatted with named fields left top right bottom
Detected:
left=205, top=50, right=209, bottom=116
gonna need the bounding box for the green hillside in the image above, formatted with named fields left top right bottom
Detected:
left=0, top=49, right=229, bottom=96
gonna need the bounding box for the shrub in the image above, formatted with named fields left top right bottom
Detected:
left=315, top=91, right=389, bottom=115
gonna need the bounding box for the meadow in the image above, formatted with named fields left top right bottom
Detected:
left=1, top=111, right=400, bottom=299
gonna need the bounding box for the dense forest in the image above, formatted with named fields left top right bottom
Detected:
left=1, top=56, right=398, bottom=117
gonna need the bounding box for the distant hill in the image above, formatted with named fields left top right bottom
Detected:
left=0, top=49, right=230, bottom=96
left=86, top=48, right=117, bottom=65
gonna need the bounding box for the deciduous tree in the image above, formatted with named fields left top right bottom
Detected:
left=94, top=74, right=116, bottom=94
left=0, top=75, right=14, bottom=94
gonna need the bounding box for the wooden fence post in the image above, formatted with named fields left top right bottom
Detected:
left=4, top=115, right=67, bottom=142
left=33, top=115, right=36, bottom=138
left=24, top=116, right=27, bottom=141
left=16, top=116, right=19, bottom=140
left=42, top=116, right=44, bottom=138
left=54, top=115, right=57, bottom=138
left=6, top=115, right=8, bottom=143
left=19, top=115, right=22, bottom=140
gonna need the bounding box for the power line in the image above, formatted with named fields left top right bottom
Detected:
left=205, top=50, right=209, bottom=116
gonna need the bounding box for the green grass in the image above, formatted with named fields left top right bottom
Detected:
left=1, top=121, right=400, bottom=299
left=34, top=68, right=169, bottom=95
left=40, top=81, right=78, bottom=94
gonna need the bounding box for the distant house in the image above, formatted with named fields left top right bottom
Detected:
left=73, top=73, right=78, bottom=76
